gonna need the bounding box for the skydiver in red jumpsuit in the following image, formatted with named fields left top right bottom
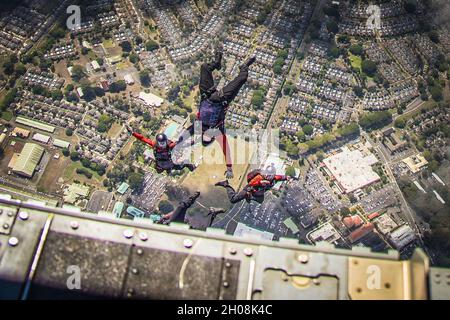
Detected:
left=126, top=126, right=196, bottom=174
left=215, top=168, right=293, bottom=204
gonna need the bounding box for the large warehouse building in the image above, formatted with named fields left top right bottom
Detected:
left=323, top=146, right=380, bottom=194
left=9, top=143, right=45, bottom=178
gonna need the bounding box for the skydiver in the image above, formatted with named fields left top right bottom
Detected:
left=126, top=125, right=196, bottom=174
left=214, top=168, right=293, bottom=204
left=179, top=45, right=257, bottom=179
left=157, top=191, right=225, bottom=229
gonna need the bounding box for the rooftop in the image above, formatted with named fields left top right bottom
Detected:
left=323, top=146, right=380, bottom=194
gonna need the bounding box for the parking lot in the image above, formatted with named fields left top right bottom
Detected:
left=304, top=169, right=343, bottom=214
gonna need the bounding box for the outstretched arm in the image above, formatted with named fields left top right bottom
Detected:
left=132, top=132, right=156, bottom=148
left=273, top=175, right=289, bottom=181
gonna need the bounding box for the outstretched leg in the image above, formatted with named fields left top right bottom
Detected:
left=199, top=47, right=223, bottom=98
left=199, top=63, right=216, bottom=97
left=210, top=56, right=255, bottom=104
left=160, top=192, right=200, bottom=224
left=215, top=181, right=248, bottom=204
left=172, top=163, right=196, bottom=172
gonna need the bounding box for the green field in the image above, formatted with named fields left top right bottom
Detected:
left=63, top=161, right=101, bottom=182
left=349, top=52, right=362, bottom=71
left=103, top=39, right=115, bottom=48
left=1, top=111, right=12, bottom=121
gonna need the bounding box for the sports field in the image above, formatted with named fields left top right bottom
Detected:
left=181, top=136, right=257, bottom=211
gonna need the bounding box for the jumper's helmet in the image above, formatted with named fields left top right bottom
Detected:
left=156, top=133, right=168, bottom=148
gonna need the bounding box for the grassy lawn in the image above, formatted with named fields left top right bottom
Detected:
left=182, top=87, right=198, bottom=110
left=1, top=111, right=13, bottom=121
left=87, top=50, right=98, bottom=60
left=103, top=39, right=114, bottom=48
left=62, top=161, right=101, bottom=182
left=107, top=122, right=123, bottom=139
left=349, top=52, right=362, bottom=71
left=116, top=61, right=129, bottom=70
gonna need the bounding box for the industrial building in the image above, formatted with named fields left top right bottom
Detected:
left=388, top=224, right=416, bottom=250
left=9, top=143, right=44, bottom=178
left=323, top=146, right=380, bottom=194
left=403, top=154, right=428, bottom=173
left=53, top=139, right=70, bottom=149
left=32, top=133, right=50, bottom=144
left=139, top=92, right=164, bottom=107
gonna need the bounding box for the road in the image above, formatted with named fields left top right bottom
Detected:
left=363, top=132, right=424, bottom=242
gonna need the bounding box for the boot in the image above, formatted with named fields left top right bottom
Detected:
left=185, top=191, right=200, bottom=206
left=215, top=180, right=229, bottom=188
left=212, top=44, right=223, bottom=70
left=186, top=164, right=196, bottom=172
left=209, top=207, right=225, bottom=215
left=240, top=56, right=256, bottom=70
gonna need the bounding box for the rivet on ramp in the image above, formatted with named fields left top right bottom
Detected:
left=70, top=221, right=79, bottom=230
left=19, top=211, right=29, bottom=220
left=183, top=238, right=193, bottom=248
left=243, top=248, right=253, bottom=257
left=138, top=232, right=148, bottom=241
left=123, top=229, right=134, bottom=239
left=8, top=237, right=19, bottom=247
left=297, top=254, right=309, bottom=263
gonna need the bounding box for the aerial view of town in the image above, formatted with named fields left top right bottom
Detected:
left=0, top=0, right=449, bottom=269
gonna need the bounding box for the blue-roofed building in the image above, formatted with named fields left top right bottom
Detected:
left=126, top=206, right=146, bottom=218
left=149, top=214, right=162, bottom=223
left=113, top=201, right=124, bottom=218
left=117, top=182, right=129, bottom=195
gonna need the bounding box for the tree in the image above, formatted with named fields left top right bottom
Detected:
left=70, top=151, right=80, bottom=161
left=285, top=166, right=296, bottom=177
left=2, top=59, right=14, bottom=75
left=429, top=85, right=443, bottom=101
left=429, top=31, right=440, bottom=44
left=97, top=114, right=112, bottom=133
left=394, top=118, right=406, bottom=129
left=158, top=200, right=174, bottom=214
left=128, top=172, right=144, bottom=190
left=302, top=124, right=314, bottom=136
left=120, top=41, right=132, bottom=52
left=62, top=148, right=70, bottom=157
left=404, top=1, right=417, bottom=13
left=145, top=39, right=159, bottom=51
left=51, top=89, right=63, bottom=101
left=252, top=89, right=266, bottom=109
left=361, top=59, right=377, bottom=76
left=359, top=111, right=392, bottom=131
left=326, top=20, right=338, bottom=33
left=129, top=52, right=138, bottom=63
left=349, top=44, right=363, bottom=56
left=71, top=65, right=86, bottom=82
left=328, top=46, right=339, bottom=58
left=139, top=70, right=151, bottom=87
left=81, top=85, right=96, bottom=101
left=109, top=80, right=127, bottom=93
left=66, top=128, right=73, bottom=136
left=286, top=144, right=299, bottom=158
left=340, top=207, right=351, bottom=217
left=14, top=63, right=26, bottom=76
left=323, top=5, right=340, bottom=18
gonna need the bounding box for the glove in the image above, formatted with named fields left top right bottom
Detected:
left=225, top=167, right=234, bottom=179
